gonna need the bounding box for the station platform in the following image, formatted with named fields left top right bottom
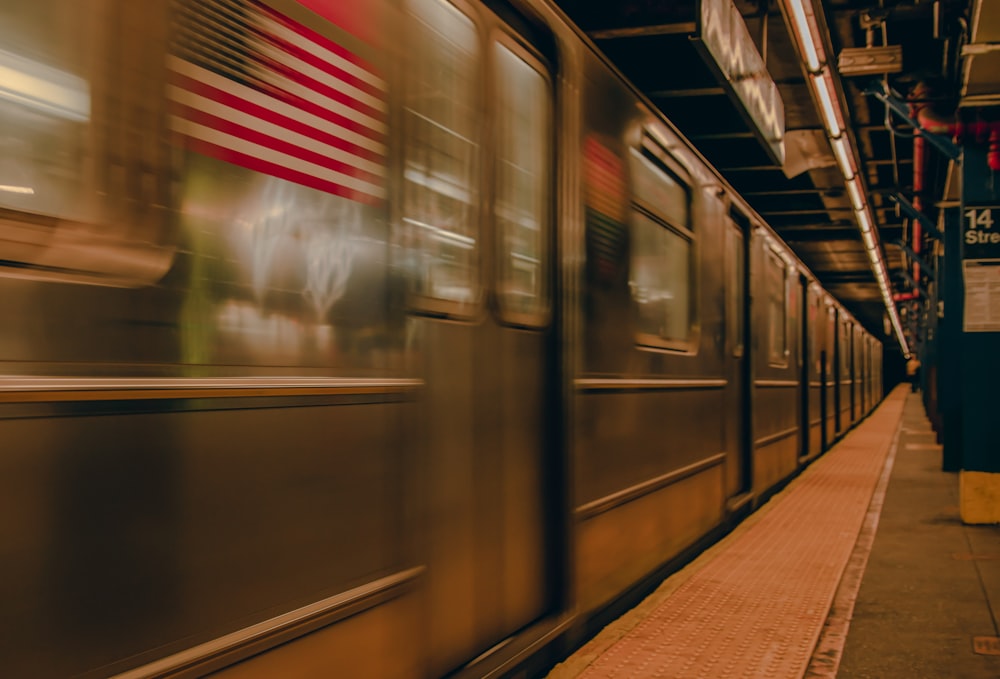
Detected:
left=547, top=387, right=1000, bottom=678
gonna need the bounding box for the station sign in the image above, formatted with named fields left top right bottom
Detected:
left=961, top=205, right=1000, bottom=332
left=962, top=206, right=1000, bottom=258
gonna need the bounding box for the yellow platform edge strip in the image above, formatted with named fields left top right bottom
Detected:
left=960, top=470, right=1000, bottom=524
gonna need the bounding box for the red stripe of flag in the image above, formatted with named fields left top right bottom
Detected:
left=254, top=0, right=383, bottom=70
left=182, top=135, right=382, bottom=206
left=253, top=50, right=386, bottom=124
left=173, top=102, right=384, bottom=187
left=253, top=76, right=385, bottom=146
left=248, top=21, right=385, bottom=103
left=169, top=70, right=384, bottom=163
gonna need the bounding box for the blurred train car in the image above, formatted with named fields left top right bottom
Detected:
left=0, top=0, right=883, bottom=677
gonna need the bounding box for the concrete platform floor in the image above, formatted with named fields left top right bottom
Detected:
left=834, top=391, right=1000, bottom=679
left=546, top=388, right=1000, bottom=678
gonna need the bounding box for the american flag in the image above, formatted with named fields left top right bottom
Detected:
left=168, top=0, right=386, bottom=205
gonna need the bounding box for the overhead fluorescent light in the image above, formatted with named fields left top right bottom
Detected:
left=782, top=0, right=908, bottom=355
left=785, top=0, right=822, bottom=72
left=856, top=207, right=873, bottom=233
left=847, top=178, right=866, bottom=211
left=812, top=72, right=843, bottom=137
left=831, top=135, right=855, bottom=179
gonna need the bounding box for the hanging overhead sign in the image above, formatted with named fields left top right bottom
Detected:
left=695, top=0, right=785, bottom=166
left=962, top=205, right=1000, bottom=332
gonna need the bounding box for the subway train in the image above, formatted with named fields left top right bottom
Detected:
left=0, top=0, right=884, bottom=677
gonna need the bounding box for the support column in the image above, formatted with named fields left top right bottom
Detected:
left=939, top=207, right=962, bottom=471
left=958, top=146, right=1000, bottom=524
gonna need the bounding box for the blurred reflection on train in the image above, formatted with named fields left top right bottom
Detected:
left=0, top=0, right=883, bottom=676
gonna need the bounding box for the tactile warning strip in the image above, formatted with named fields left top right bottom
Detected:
left=571, top=389, right=908, bottom=679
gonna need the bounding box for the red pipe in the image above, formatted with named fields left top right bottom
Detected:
left=912, top=84, right=1000, bottom=169
left=990, top=125, right=1000, bottom=171
left=902, top=85, right=1000, bottom=303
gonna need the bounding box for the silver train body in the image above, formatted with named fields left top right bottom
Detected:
left=0, top=0, right=883, bottom=676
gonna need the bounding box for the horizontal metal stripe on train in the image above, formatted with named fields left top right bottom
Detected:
left=111, top=567, right=424, bottom=679
left=575, top=453, right=725, bottom=520
left=809, top=381, right=824, bottom=387
left=755, top=425, right=800, bottom=448
left=575, top=378, right=727, bottom=391
left=0, top=377, right=423, bottom=403
left=753, top=379, right=800, bottom=388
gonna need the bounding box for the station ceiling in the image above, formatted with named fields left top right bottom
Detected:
left=551, top=0, right=998, bottom=347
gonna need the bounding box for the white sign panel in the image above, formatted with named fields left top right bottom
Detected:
left=963, top=259, right=1000, bottom=332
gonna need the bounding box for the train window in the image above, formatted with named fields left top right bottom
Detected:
left=403, top=0, right=481, bottom=313
left=632, top=142, right=690, bottom=228
left=628, top=143, right=694, bottom=350
left=809, top=290, right=821, bottom=374
left=827, top=306, right=837, bottom=375
left=725, top=218, right=745, bottom=357
left=0, top=4, right=89, bottom=222
left=631, top=211, right=691, bottom=346
left=494, top=40, right=551, bottom=325
left=841, top=321, right=851, bottom=376
left=766, top=248, right=788, bottom=365
left=0, top=0, right=175, bottom=285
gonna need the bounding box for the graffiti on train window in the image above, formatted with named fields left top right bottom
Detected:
left=403, top=0, right=481, bottom=314
left=628, top=145, right=694, bottom=350
left=494, top=40, right=551, bottom=325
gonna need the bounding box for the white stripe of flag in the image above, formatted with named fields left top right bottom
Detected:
left=167, top=1, right=387, bottom=205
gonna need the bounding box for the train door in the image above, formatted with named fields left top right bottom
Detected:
left=830, top=310, right=838, bottom=435
left=822, top=301, right=836, bottom=449
left=861, top=334, right=869, bottom=414
left=847, top=321, right=855, bottom=423
left=804, top=284, right=822, bottom=457
left=724, top=210, right=751, bottom=499
left=399, top=1, right=558, bottom=673
left=798, top=275, right=810, bottom=458
left=836, top=315, right=849, bottom=433
left=851, top=322, right=865, bottom=422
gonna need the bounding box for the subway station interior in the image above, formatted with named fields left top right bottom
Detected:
left=555, top=0, right=996, bottom=367
left=0, top=0, right=999, bottom=677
